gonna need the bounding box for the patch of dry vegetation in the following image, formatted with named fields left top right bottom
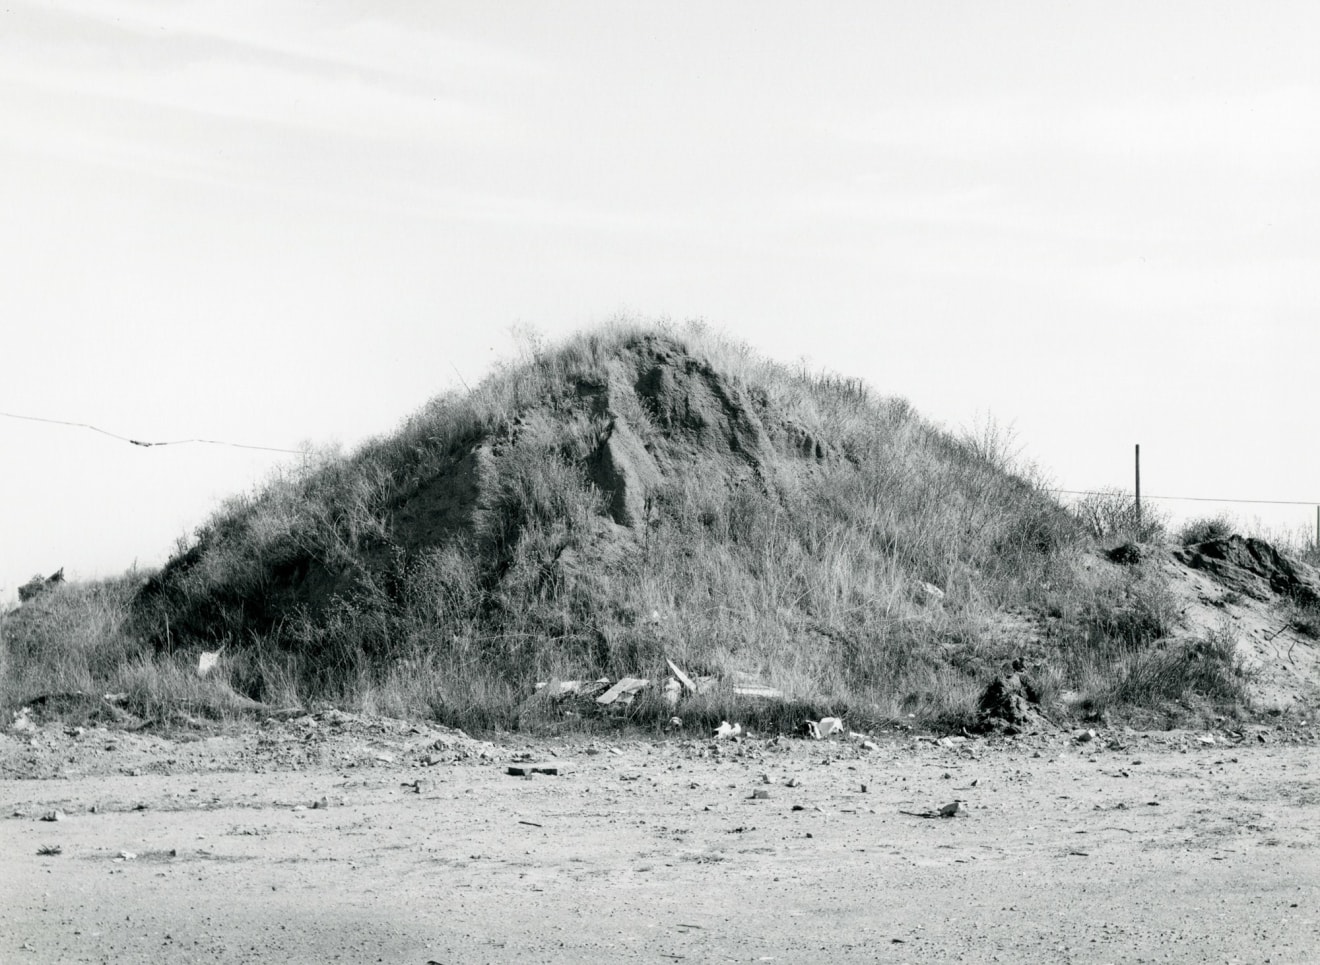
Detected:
left=0, top=578, right=262, bottom=725
left=2, top=321, right=1254, bottom=731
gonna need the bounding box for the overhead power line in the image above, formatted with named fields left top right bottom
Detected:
left=0, top=409, right=307, bottom=455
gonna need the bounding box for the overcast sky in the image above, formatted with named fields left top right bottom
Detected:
left=3, top=1, right=1318, bottom=602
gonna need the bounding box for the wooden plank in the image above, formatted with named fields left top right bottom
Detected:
left=665, top=658, right=697, bottom=693
left=732, top=684, right=783, bottom=699
left=595, top=677, right=649, bottom=705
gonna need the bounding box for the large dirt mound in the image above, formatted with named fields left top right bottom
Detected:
left=124, top=325, right=1088, bottom=724
left=125, top=325, right=1320, bottom=728
left=131, top=331, right=857, bottom=652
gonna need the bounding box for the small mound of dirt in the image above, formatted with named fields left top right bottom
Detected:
left=1107, top=542, right=1144, bottom=566
left=974, top=673, right=1051, bottom=735
left=1174, top=536, right=1320, bottom=604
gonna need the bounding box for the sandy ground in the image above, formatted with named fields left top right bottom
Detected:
left=2, top=715, right=1318, bottom=964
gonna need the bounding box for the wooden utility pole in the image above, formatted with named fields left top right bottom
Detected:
left=1134, top=444, right=1141, bottom=528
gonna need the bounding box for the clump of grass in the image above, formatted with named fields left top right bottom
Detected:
left=1285, top=598, right=1320, bottom=639
left=0, top=578, right=142, bottom=711
left=1175, top=514, right=1237, bottom=545
left=1075, top=626, right=1249, bottom=723
left=111, top=654, right=268, bottom=724
left=0, top=575, right=287, bottom=724
left=1073, top=486, right=1168, bottom=543
left=1024, top=549, right=1249, bottom=725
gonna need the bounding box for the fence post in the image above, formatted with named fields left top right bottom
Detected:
left=1134, top=444, right=1141, bottom=529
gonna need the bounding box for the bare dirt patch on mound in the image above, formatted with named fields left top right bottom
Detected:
left=1163, top=537, right=1320, bottom=713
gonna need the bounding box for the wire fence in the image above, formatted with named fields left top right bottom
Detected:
left=1045, top=488, right=1315, bottom=508
left=0, top=409, right=307, bottom=455
left=1046, top=487, right=1319, bottom=550
left=3, top=407, right=1314, bottom=528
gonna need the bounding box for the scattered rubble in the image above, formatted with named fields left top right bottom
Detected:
left=530, top=663, right=780, bottom=719
left=900, top=801, right=962, bottom=819
left=912, top=580, right=946, bottom=606
left=196, top=650, right=221, bottom=677
left=507, top=764, right=562, bottom=777
left=804, top=717, right=845, bottom=740
left=9, top=707, right=36, bottom=734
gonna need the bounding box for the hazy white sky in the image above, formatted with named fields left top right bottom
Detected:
left=3, top=0, right=1318, bottom=602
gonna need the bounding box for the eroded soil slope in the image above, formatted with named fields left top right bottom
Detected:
left=1164, top=536, right=1320, bottom=712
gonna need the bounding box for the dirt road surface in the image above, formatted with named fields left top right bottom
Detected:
left=2, top=715, right=1317, bottom=964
